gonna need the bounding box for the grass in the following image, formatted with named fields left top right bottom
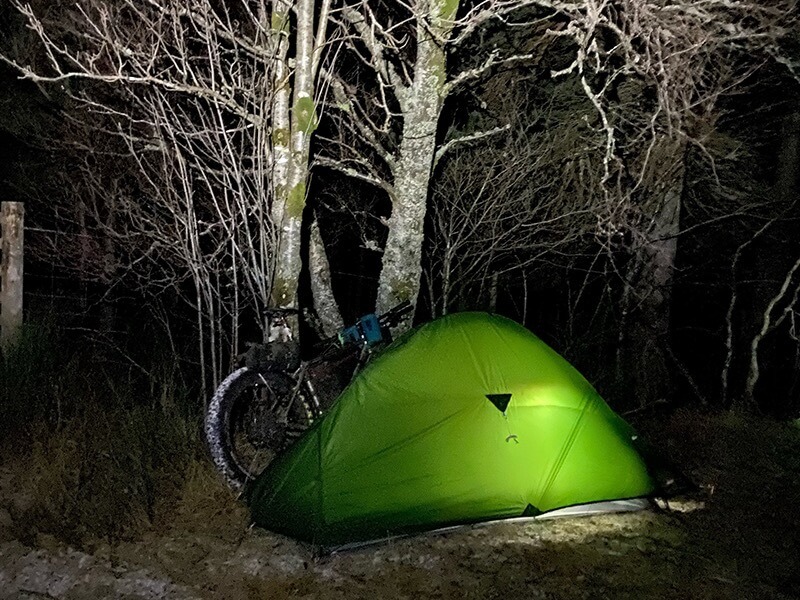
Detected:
left=0, top=322, right=63, bottom=435
left=0, top=320, right=226, bottom=548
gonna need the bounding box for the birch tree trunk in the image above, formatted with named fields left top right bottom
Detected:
left=269, top=0, right=339, bottom=336
left=375, top=0, right=456, bottom=315
left=269, top=0, right=292, bottom=278
left=1, top=201, right=24, bottom=352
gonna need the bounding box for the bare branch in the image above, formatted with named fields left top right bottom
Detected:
left=433, top=124, right=511, bottom=169
left=444, top=51, right=537, bottom=96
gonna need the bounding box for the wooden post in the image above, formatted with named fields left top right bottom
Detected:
left=1, top=201, right=24, bottom=351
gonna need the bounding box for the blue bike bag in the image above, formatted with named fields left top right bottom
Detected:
left=339, top=313, right=383, bottom=346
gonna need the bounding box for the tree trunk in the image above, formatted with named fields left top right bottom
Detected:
left=621, top=153, right=684, bottom=408
left=269, top=0, right=295, bottom=313
left=1, top=201, right=24, bottom=352
left=100, top=194, right=117, bottom=331
left=375, top=0, right=456, bottom=316
left=775, top=111, right=799, bottom=201
left=269, top=0, right=324, bottom=337
left=308, top=217, right=343, bottom=337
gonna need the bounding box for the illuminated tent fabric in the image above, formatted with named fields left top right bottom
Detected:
left=248, top=312, right=655, bottom=548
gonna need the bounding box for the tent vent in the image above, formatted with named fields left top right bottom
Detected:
left=486, top=393, right=512, bottom=413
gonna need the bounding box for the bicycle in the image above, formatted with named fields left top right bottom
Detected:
left=204, top=301, right=413, bottom=490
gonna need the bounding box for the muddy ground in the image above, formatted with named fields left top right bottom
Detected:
left=1, top=409, right=798, bottom=600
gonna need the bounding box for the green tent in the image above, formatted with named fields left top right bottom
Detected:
left=249, top=312, right=655, bottom=548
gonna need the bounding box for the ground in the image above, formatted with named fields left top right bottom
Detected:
left=1, top=409, right=798, bottom=600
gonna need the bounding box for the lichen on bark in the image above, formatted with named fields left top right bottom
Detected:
left=429, top=57, right=446, bottom=90
left=294, top=97, right=319, bottom=133
left=287, top=182, right=306, bottom=218
left=388, top=277, right=415, bottom=303
left=272, top=127, right=290, bottom=147
left=270, top=275, right=294, bottom=308
left=271, top=10, right=289, bottom=33
left=438, top=0, right=459, bottom=23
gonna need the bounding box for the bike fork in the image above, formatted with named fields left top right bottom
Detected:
left=301, top=378, right=322, bottom=415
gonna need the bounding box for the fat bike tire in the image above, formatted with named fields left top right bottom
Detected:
left=204, top=367, right=314, bottom=491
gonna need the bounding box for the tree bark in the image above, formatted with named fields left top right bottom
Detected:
left=270, top=0, right=331, bottom=337
left=1, top=201, right=24, bottom=352
left=375, top=0, right=456, bottom=315
left=269, top=0, right=296, bottom=311
left=309, top=217, right=343, bottom=337
left=775, top=111, right=800, bottom=201
left=620, top=150, right=685, bottom=408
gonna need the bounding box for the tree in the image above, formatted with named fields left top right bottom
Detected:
left=0, top=202, right=24, bottom=352
left=3, top=0, right=795, bottom=407
left=423, top=85, right=599, bottom=318
left=3, top=0, right=341, bottom=383
left=319, top=0, right=555, bottom=316
left=268, top=0, right=339, bottom=332
left=479, top=0, right=792, bottom=407
left=544, top=0, right=793, bottom=406
left=320, top=0, right=792, bottom=333
left=737, top=109, right=800, bottom=412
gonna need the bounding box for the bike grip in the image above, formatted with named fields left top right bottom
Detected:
left=380, top=300, right=413, bottom=325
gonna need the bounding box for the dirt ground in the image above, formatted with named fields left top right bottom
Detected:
left=1, top=408, right=799, bottom=600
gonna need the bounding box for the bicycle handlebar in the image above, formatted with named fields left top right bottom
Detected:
left=264, top=302, right=412, bottom=350
left=378, top=301, right=413, bottom=329
left=263, top=307, right=300, bottom=318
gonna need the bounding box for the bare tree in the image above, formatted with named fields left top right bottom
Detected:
left=515, top=0, right=792, bottom=405
left=738, top=110, right=800, bottom=411
left=318, top=0, right=792, bottom=341
left=3, top=0, right=343, bottom=383
left=424, top=100, right=598, bottom=317
left=3, top=2, right=278, bottom=386
left=319, top=0, right=539, bottom=316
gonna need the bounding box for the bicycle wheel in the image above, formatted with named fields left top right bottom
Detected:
left=205, top=367, right=316, bottom=490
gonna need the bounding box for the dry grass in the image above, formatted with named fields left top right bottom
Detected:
left=0, top=322, right=204, bottom=548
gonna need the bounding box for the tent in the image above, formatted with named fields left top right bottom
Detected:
left=248, top=312, right=656, bottom=549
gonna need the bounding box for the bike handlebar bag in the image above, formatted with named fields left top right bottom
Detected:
left=339, top=313, right=383, bottom=346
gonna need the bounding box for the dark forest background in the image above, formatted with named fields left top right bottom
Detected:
left=2, top=1, right=798, bottom=416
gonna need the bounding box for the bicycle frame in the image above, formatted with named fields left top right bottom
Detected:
left=254, top=302, right=412, bottom=417
left=288, top=336, right=374, bottom=416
